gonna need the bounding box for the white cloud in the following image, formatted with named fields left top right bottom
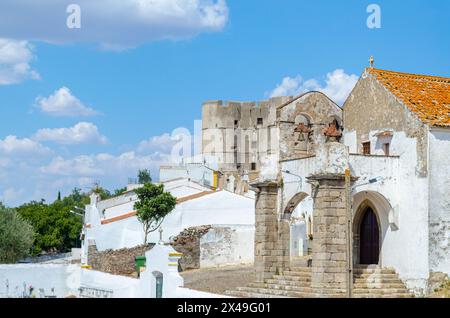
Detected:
left=40, top=155, right=103, bottom=177
left=0, top=135, right=51, bottom=156
left=0, top=38, right=40, bottom=85
left=0, top=129, right=191, bottom=206
left=0, top=0, right=229, bottom=50
left=137, top=133, right=180, bottom=154
left=33, top=122, right=108, bottom=145
left=269, top=69, right=359, bottom=105
left=35, top=87, right=99, bottom=117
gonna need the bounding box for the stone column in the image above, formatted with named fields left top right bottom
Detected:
left=308, top=175, right=349, bottom=297
left=253, top=181, right=280, bottom=282
left=307, top=141, right=357, bottom=297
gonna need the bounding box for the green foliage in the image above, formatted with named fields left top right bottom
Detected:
left=138, top=169, right=152, bottom=184
left=0, top=203, right=35, bottom=263
left=16, top=188, right=87, bottom=255
left=134, top=183, right=176, bottom=243
left=92, top=187, right=112, bottom=200
left=113, top=187, right=128, bottom=196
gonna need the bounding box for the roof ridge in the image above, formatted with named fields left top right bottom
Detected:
left=366, top=67, right=450, bottom=128
left=368, top=68, right=450, bottom=82
left=276, top=91, right=341, bottom=110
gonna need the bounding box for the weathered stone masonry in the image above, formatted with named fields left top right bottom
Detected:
left=253, top=181, right=284, bottom=282
left=307, top=174, right=351, bottom=297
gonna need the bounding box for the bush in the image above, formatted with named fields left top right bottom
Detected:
left=0, top=203, right=35, bottom=263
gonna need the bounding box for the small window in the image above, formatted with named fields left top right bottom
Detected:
left=383, top=143, right=390, bottom=156
left=251, top=163, right=257, bottom=171
left=257, top=118, right=263, bottom=125
left=234, top=120, right=238, bottom=126
left=362, top=142, right=371, bottom=155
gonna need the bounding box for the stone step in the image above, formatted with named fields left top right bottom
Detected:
left=353, top=268, right=396, bottom=275
left=248, top=282, right=313, bottom=293
left=272, top=275, right=312, bottom=283
left=354, top=273, right=399, bottom=279
left=353, top=293, right=414, bottom=298
left=287, top=267, right=312, bottom=273
left=354, top=278, right=404, bottom=285
left=353, top=283, right=407, bottom=289
left=226, top=290, right=291, bottom=298
left=236, top=286, right=312, bottom=298
left=266, top=278, right=311, bottom=286
left=353, top=288, right=409, bottom=294
left=283, top=271, right=313, bottom=277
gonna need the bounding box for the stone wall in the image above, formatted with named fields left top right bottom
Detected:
left=88, top=244, right=154, bottom=277
left=170, top=225, right=212, bottom=271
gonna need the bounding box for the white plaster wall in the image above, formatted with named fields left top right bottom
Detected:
left=280, top=133, right=430, bottom=293
left=103, top=200, right=136, bottom=219
left=200, top=225, right=254, bottom=268
left=81, top=245, right=229, bottom=298
left=139, top=244, right=184, bottom=298
left=0, top=264, right=80, bottom=298
left=160, top=164, right=215, bottom=188
left=97, top=192, right=137, bottom=215
left=349, top=132, right=430, bottom=293
left=428, top=129, right=450, bottom=274
left=87, top=191, right=255, bottom=251
left=280, top=156, right=315, bottom=213
left=344, top=130, right=357, bottom=153
left=80, top=269, right=139, bottom=298
left=160, top=167, right=189, bottom=182
left=101, top=180, right=210, bottom=220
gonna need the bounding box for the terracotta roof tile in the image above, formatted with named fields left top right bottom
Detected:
left=368, top=68, right=450, bottom=127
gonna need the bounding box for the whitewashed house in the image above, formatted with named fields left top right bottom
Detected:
left=81, top=178, right=255, bottom=267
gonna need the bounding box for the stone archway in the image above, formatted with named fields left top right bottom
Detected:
left=282, top=192, right=313, bottom=262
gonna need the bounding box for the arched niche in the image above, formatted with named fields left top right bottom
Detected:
left=352, top=191, right=392, bottom=266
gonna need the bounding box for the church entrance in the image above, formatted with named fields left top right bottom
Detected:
left=359, top=207, right=380, bottom=264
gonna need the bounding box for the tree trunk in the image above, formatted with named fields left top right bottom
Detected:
left=143, top=224, right=149, bottom=245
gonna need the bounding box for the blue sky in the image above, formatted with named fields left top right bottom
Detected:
left=0, top=0, right=448, bottom=206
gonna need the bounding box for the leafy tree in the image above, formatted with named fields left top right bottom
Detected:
left=134, top=183, right=176, bottom=244
left=138, top=169, right=152, bottom=184
left=17, top=188, right=86, bottom=255
left=92, top=187, right=112, bottom=200
left=113, top=187, right=128, bottom=196
left=0, top=203, right=35, bottom=263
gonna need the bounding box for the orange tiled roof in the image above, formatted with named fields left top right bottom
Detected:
left=368, top=68, right=450, bottom=127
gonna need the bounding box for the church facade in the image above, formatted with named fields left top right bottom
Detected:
left=203, top=66, right=450, bottom=297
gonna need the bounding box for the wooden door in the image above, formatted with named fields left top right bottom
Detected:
left=359, top=208, right=380, bottom=264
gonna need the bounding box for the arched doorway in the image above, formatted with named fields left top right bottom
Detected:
left=359, top=207, right=380, bottom=264
left=281, top=192, right=313, bottom=262
left=352, top=192, right=392, bottom=266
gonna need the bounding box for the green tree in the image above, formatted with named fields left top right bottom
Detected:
left=17, top=188, right=85, bottom=255
left=113, top=187, right=128, bottom=196
left=0, top=203, right=35, bottom=263
left=92, top=187, right=112, bottom=200
left=134, top=183, right=176, bottom=244
left=138, top=169, right=152, bottom=184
